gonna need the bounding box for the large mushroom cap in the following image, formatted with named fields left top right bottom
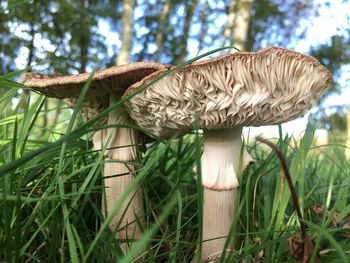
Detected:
left=20, top=62, right=169, bottom=122
left=124, top=47, right=333, bottom=138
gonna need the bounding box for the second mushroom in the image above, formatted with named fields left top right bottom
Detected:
left=20, top=62, right=168, bottom=254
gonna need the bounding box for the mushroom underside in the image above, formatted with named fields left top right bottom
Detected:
left=125, top=47, right=332, bottom=138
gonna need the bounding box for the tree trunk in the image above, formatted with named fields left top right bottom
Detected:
left=222, top=0, right=236, bottom=49
left=116, top=0, right=136, bottom=65
left=222, top=0, right=253, bottom=53
left=79, top=0, right=89, bottom=72
left=197, top=0, right=208, bottom=54
left=174, top=0, right=198, bottom=64
left=154, top=0, right=171, bottom=62
left=231, top=0, right=253, bottom=51
left=20, top=4, right=36, bottom=111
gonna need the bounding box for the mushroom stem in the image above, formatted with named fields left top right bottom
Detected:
left=201, top=128, right=245, bottom=190
left=93, top=98, right=144, bottom=253
left=200, top=127, right=250, bottom=261
left=202, top=189, right=236, bottom=261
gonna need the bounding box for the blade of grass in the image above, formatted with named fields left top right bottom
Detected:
left=58, top=176, right=79, bottom=262
left=120, top=196, right=177, bottom=263
left=168, top=189, right=183, bottom=261
left=273, top=122, right=315, bottom=237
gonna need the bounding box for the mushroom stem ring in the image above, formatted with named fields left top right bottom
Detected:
left=201, top=127, right=252, bottom=260
left=202, top=127, right=249, bottom=190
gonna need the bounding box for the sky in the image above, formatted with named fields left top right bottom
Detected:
left=14, top=0, right=350, bottom=139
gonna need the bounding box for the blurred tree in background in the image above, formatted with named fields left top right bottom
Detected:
left=0, top=0, right=120, bottom=74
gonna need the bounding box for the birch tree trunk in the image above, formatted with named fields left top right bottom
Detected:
left=197, top=0, right=208, bottom=54
left=222, top=0, right=253, bottom=52
left=116, top=0, right=136, bottom=65
left=221, top=0, right=236, bottom=49
left=79, top=0, right=89, bottom=72
left=154, top=0, right=171, bottom=62
left=231, top=0, right=253, bottom=51
left=20, top=4, right=36, bottom=111
left=174, top=0, right=198, bottom=64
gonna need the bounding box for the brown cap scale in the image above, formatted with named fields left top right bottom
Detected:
left=20, top=61, right=168, bottom=254
left=124, top=47, right=333, bottom=261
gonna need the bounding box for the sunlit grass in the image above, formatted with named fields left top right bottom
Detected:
left=1, top=68, right=350, bottom=262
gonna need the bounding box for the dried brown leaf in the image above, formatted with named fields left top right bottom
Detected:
left=288, top=234, right=320, bottom=263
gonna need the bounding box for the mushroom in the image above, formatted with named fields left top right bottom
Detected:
left=19, top=62, right=169, bottom=252
left=123, top=47, right=333, bottom=261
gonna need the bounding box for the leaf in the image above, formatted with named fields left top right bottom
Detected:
left=288, top=234, right=320, bottom=263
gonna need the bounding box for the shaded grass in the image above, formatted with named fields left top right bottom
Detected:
left=1, top=69, right=350, bottom=262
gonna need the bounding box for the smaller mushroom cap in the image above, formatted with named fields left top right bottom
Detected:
left=124, top=47, right=333, bottom=138
left=20, top=62, right=169, bottom=122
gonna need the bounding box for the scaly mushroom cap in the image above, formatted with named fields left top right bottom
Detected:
left=124, top=47, right=333, bottom=138
left=20, top=62, right=169, bottom=123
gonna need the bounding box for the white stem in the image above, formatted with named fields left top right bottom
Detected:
left=202, top=188, right=236, bottom=262
left=200, top=127, right=251, bottom=261
left=201, top=127, right=244, bottom=190
left=92, top=97, right=144, bottom=253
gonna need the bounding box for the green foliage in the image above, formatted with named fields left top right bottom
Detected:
left=320, top=106, right=348, bottom=133
left=0, top=0, right=119, bottom=74
left=248, top=0, right=315, bottom=50
left=310, top=34, right=350, bottom=77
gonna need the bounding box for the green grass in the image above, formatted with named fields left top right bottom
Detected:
left=1, top=69, right=350, bottom=262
